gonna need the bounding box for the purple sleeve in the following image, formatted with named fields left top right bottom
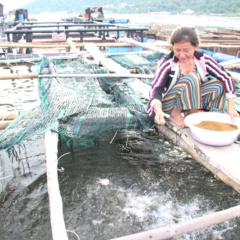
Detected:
left=204, top=55, right=236, bottom=95
left=147, top=59, right=172, bottom=117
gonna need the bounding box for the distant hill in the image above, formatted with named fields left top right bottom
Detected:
left=23, top=0, right=240, bottom=16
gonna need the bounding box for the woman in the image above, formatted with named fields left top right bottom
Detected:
left=147, top=26, right=239, bottom=127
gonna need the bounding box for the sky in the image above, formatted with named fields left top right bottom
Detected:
left=0, top=0, right=33, bottom=12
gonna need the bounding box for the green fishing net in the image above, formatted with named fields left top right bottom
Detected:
left=107, top=52, right=163, bottom=75
left=0, top=54, right=156, bottom=151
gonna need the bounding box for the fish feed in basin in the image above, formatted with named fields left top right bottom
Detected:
left=184, top=112, right=240, bottom=146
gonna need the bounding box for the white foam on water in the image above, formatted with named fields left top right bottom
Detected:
left=83, top=175, right=238, bottom=239
left=120, top=187, right=235, bottom=239
left=92, top=219, right=104, bottom=225
left=97, top=178, right=110, bottom=186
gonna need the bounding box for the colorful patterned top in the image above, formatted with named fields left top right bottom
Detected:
left=147, top=50, right=236, bottom=117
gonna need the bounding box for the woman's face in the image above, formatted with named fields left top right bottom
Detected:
left=173, top=41, right=198, bottom=63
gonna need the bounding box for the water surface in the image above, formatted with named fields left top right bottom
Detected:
left=1, top=130, right=240, bottom=240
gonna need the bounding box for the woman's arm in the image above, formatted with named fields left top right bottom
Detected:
left=153, top=103, right=166, bottom=126
left=227, top=97, right=239, bottom=120
left=147, top=58, right=172, bottom=118
left=204, top=54, right=236, bottom=98
left=203, top=54, right=239, bottom=119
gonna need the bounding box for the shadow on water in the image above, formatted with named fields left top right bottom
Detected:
left=0, top=130, right=240, bottom=240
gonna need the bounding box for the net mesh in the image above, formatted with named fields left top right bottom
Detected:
left=0, top=53, right=160, bottom=150
left=107, top=52, right=164, bottom=75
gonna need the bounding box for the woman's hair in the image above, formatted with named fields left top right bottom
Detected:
left=169, top=26, right=200, bottom=46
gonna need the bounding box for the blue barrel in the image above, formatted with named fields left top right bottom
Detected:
left=18, top=14, right=24, bottom=21
left=7, top=21, right=12, bottom=28
left=211, top=52, right=238, bottom=63
left=199, top=48, right=239, bottom=63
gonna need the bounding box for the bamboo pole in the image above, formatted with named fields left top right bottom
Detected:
left=224, top=64, right=240, bottom=70
left=0, top=73, right=38, bottom=80
left=220, top=58, right=240, bottom=67
left=0, top=54, right=79, bottom=66
left=118, top=37, right=240, bottom=55
left=38, top=73, right=154, bottom=78
left=1, top=41, right=240, bottom=50
left=112, top=204, right=240, bottom=240
left=45, top=131, right=68, bottom=240
left=0, top=42, right=132, bottom=49
left=105, top=50, right=154, bottom=56
left=0, top=73, right=151, bottom=80
left=0, top=112, right=18, bottom=120
left=150, top=42, right=240, bottom=49
left=0, top=71, right=239, bottom=84
left=0, top=120, right=12, bottom=129
left=118, top=38, right=169, bottom=54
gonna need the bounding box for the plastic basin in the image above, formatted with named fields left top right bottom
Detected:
left=184, top=112, right=240, bottom=146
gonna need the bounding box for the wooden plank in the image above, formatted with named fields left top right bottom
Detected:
left=83, top=42, right=152, bottom=98
left=84, top=42, right=130, bottom=74
left=67, top=38, right=84, bottom=57
left=45, top=131, right=68, bottom=240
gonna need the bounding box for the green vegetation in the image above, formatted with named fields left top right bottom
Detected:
left=23, top=0, right=240, bottom=15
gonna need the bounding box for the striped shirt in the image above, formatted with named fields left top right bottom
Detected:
left=147, top=50, right=236, bottom=117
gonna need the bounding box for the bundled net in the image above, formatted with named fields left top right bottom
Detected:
left=0, top=55, right=155, bottom=151
left=106, top=52, right=164, bottom=77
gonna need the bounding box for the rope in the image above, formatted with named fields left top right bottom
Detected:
left=66, top=230, right=81, bottom=240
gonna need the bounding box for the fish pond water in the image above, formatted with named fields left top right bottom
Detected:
left=0, top=129, right=240, bottom=240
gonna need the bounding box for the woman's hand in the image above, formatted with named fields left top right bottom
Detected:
left=227, top=107, right=239, bottom=121
left=227, top=98, right=240, bottom=121
left=153, top=104, right=166, bottom=126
